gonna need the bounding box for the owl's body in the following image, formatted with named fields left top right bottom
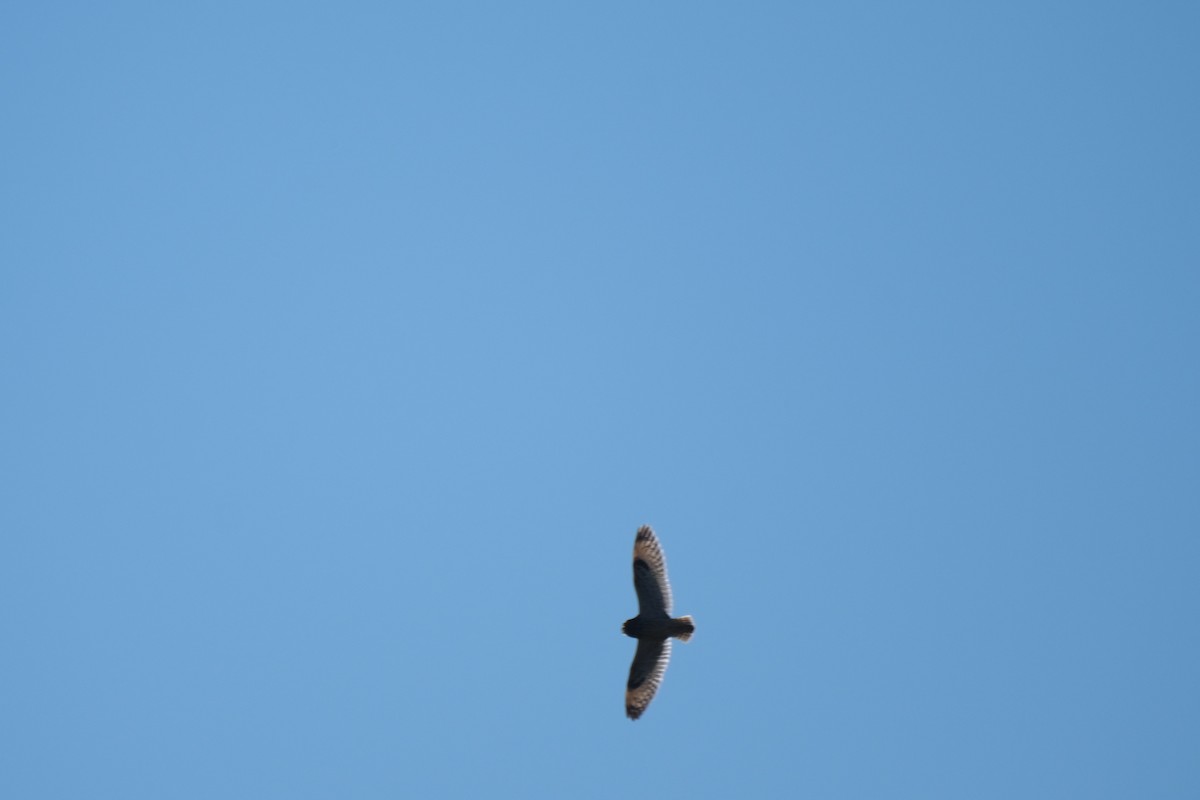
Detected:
left=621, top=615, right=694, bottom=640
left=622, top=525, right=694, bottom=720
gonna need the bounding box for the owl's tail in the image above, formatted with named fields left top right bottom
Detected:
left=670, top=615, right=695, bottom=642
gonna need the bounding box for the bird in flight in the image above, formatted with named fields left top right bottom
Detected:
left=622, top=525, right=694, bottom=720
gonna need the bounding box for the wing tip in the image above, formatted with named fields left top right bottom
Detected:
left=633, top=526, right=666, bottom=571
left=625, top=687, right=653, bottom=719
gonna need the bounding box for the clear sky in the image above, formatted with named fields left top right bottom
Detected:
left=3, top=3, right=1198, bottom=798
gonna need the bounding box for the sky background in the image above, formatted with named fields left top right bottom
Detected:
left=2, top=3, right=1198, bottom=798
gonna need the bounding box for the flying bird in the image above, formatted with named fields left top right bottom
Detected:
left=622, top=525, right=694, bottom=720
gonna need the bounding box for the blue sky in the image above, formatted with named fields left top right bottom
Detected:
left=2, top=3, right=1198, bottom=798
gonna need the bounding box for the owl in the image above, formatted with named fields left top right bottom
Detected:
left=622, top=525, right=695, bottom=719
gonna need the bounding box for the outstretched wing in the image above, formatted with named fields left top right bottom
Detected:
left=625, top=638, right=671, bottom=720
left=632, top=525, right=672, bottom=616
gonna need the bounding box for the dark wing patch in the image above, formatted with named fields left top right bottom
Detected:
left=625, top=638, right=671, bottom=720
left=632, top=525, right=672, bottom=616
